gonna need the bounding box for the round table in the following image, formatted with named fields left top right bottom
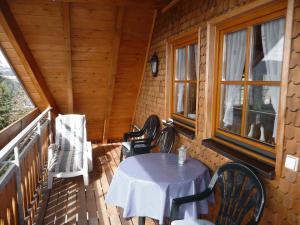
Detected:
left=105, top=153, right=214, bottom=225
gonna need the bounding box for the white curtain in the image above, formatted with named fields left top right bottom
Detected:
left=261, top=18, right=285, bottom=141
left=188, top=44, right=197, bottom=80
left=222, top=30, right=247, bottom=127
left=176, top=48, right=186, bottom=113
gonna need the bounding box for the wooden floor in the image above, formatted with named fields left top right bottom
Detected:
left=41, top=144, right=159, bottom=225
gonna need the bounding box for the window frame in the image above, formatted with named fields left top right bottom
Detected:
left=170, top=34, right=199, bottom=131
left=212, top=3, right=287, bottom=157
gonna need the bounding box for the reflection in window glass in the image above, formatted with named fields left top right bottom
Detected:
left=187, top=44, right=198, bottom=80
left=186, top=83, right=196, bottom=120
left=249, top=18, right=285, bottom=81
left=246, top=85, right=279, bottom=145
left=0, top=49, right=34, bottom=130
left=220, top=84, right=243, bottom=135
left=222, top=29, right=247, bottom=81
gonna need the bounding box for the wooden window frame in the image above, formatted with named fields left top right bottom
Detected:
left=170, top=33, right=199, bottom=131
left=204, top=0, right=293, bottom=171
left=214, top=7, right=286, bottom=156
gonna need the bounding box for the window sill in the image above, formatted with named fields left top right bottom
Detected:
left=163, top=122, right=195, bottom=139
left=202, top=138, right=275, bottom=179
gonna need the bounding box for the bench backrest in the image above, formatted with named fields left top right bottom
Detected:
left=55, top=114, right=86, bottom=154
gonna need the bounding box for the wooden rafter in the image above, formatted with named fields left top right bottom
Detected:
left=0, top=0, right=59, bottom=112
left=161, top=0, right=181, bottom=13
left=132, top=10, right=157, bottom=126
left=102, top=6, right=125, bottom=143
left=54, top=0, right=170, bottom=9
left=62, top=2, right=73, bottom=113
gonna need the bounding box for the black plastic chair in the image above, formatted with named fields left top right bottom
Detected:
left=170, top=162, right=265, bottom=225
left=152, top=126, right=176, bottom=153
left=120, top=115, right=160, bottom=162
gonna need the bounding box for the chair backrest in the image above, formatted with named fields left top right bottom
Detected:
left=55, top=114, right=86, bottom=153
left=157, top=126, right=176, bottom=153
left=208, top=162, right=265, bottom=225
left=142, top=114, right=160, bottom=140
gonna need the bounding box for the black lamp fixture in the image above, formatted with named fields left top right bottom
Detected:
left=149, top=53, right=159, bottom=77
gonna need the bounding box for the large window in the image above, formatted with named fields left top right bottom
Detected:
left=0, top=48, right=34, bottom=130
left=172, top=35, right=198, bottom=130
left=214, top=8, right=286, bottom=157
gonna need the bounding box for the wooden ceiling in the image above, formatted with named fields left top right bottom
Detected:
left=0, top=0, right=173, bottom=141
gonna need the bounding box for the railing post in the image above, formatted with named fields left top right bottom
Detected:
left=14, top=146, right=25, bottom=225
left=36, top=121, right=43, bottom=176
left=47, top=111, right=53, bottom=145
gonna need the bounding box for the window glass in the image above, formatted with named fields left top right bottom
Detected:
left=186, top=83, right=197, bottom=120
left=222, top=29, right=247, bottom=81
left=175, top=48, right=186, bottom=80
left=216, top=14, right=285, bottom=150
left=249, top=18, right=285, bottom=81
left=174, top=82, right=184, bottom=115
left=187, top=44, right=198, bottom=80
left=0, top=49, right=34, bottom=130
left=220, top=84, right=244, bottom=135
left=246, top=85, right=280, bottom=145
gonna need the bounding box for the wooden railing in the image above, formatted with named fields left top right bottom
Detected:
left=0, top=108, right=40, bottom=149
left=0, top=107, right=52, bottom=225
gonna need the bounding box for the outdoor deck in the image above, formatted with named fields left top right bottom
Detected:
left=41, top=144, right=159, bottom=225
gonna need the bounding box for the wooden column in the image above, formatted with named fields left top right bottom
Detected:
left=102, top=7, right=125, bottom=143
left=62, top=2, right=74, bottom=113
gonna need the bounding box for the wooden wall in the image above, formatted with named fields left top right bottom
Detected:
left=133, top=0, right=300, bottom=224
left=1, top=0, right=156, bottom=141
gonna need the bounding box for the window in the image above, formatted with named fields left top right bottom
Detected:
left=171, top=35, right=198, bottom=130
left=0, top=48, right=34, bottom=130
left=214, top=7, right=286, bottom=158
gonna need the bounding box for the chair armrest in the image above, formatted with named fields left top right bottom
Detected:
left=123, top=130, right=144, bottom=141
left=170, top=188, right=213, bottom=222
left=130, top=138, right=152, bottom=155
left=86, top=141, right=93, bottom=172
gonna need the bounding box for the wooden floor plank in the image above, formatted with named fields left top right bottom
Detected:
left=41, top=144, right=159, bottom=225
left=66, top=180, right=78, bottom=225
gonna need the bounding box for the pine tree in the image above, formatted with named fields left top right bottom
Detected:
left=0, top=76, right=13, bottom=130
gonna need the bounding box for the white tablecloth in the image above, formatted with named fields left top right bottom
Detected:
left=105, top=153, right=214, bottom=224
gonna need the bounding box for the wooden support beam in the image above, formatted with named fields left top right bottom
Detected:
left=102, top=6, right=125, bottom=144
left=132, top=10, right=157, bottom=126
left=161, top=0, right=181, bottom=14
left=55, top=0, right=169, bottom=9
left=62, top=2, right=73, bottom=113
left=0, top=0, right=59, bottom=113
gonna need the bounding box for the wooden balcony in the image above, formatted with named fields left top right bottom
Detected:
left=0, top=109, right=161, bottom=225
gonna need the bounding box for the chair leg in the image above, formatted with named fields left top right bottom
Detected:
left=47, top=173, right=53, bottom=189
left=120, top=149, right=123, bottom=162
left=83, top=171, right=89, bottom=186
left=138, top=217, right=145, bottom=225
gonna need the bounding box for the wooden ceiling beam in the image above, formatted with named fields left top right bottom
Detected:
left=62, top=2, right=73, bottom=113
left=0, top=0, right=59, bottom=113
left=53, top=0, right=169, bottom=9
left=161, top=0, right=181, bottom=13
left=102, top=6, right=124, bottom=144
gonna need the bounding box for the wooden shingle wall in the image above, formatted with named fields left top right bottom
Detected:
left=133, top=0, right=300, bottom=224
left=3, top=0, right=155, bottom=141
